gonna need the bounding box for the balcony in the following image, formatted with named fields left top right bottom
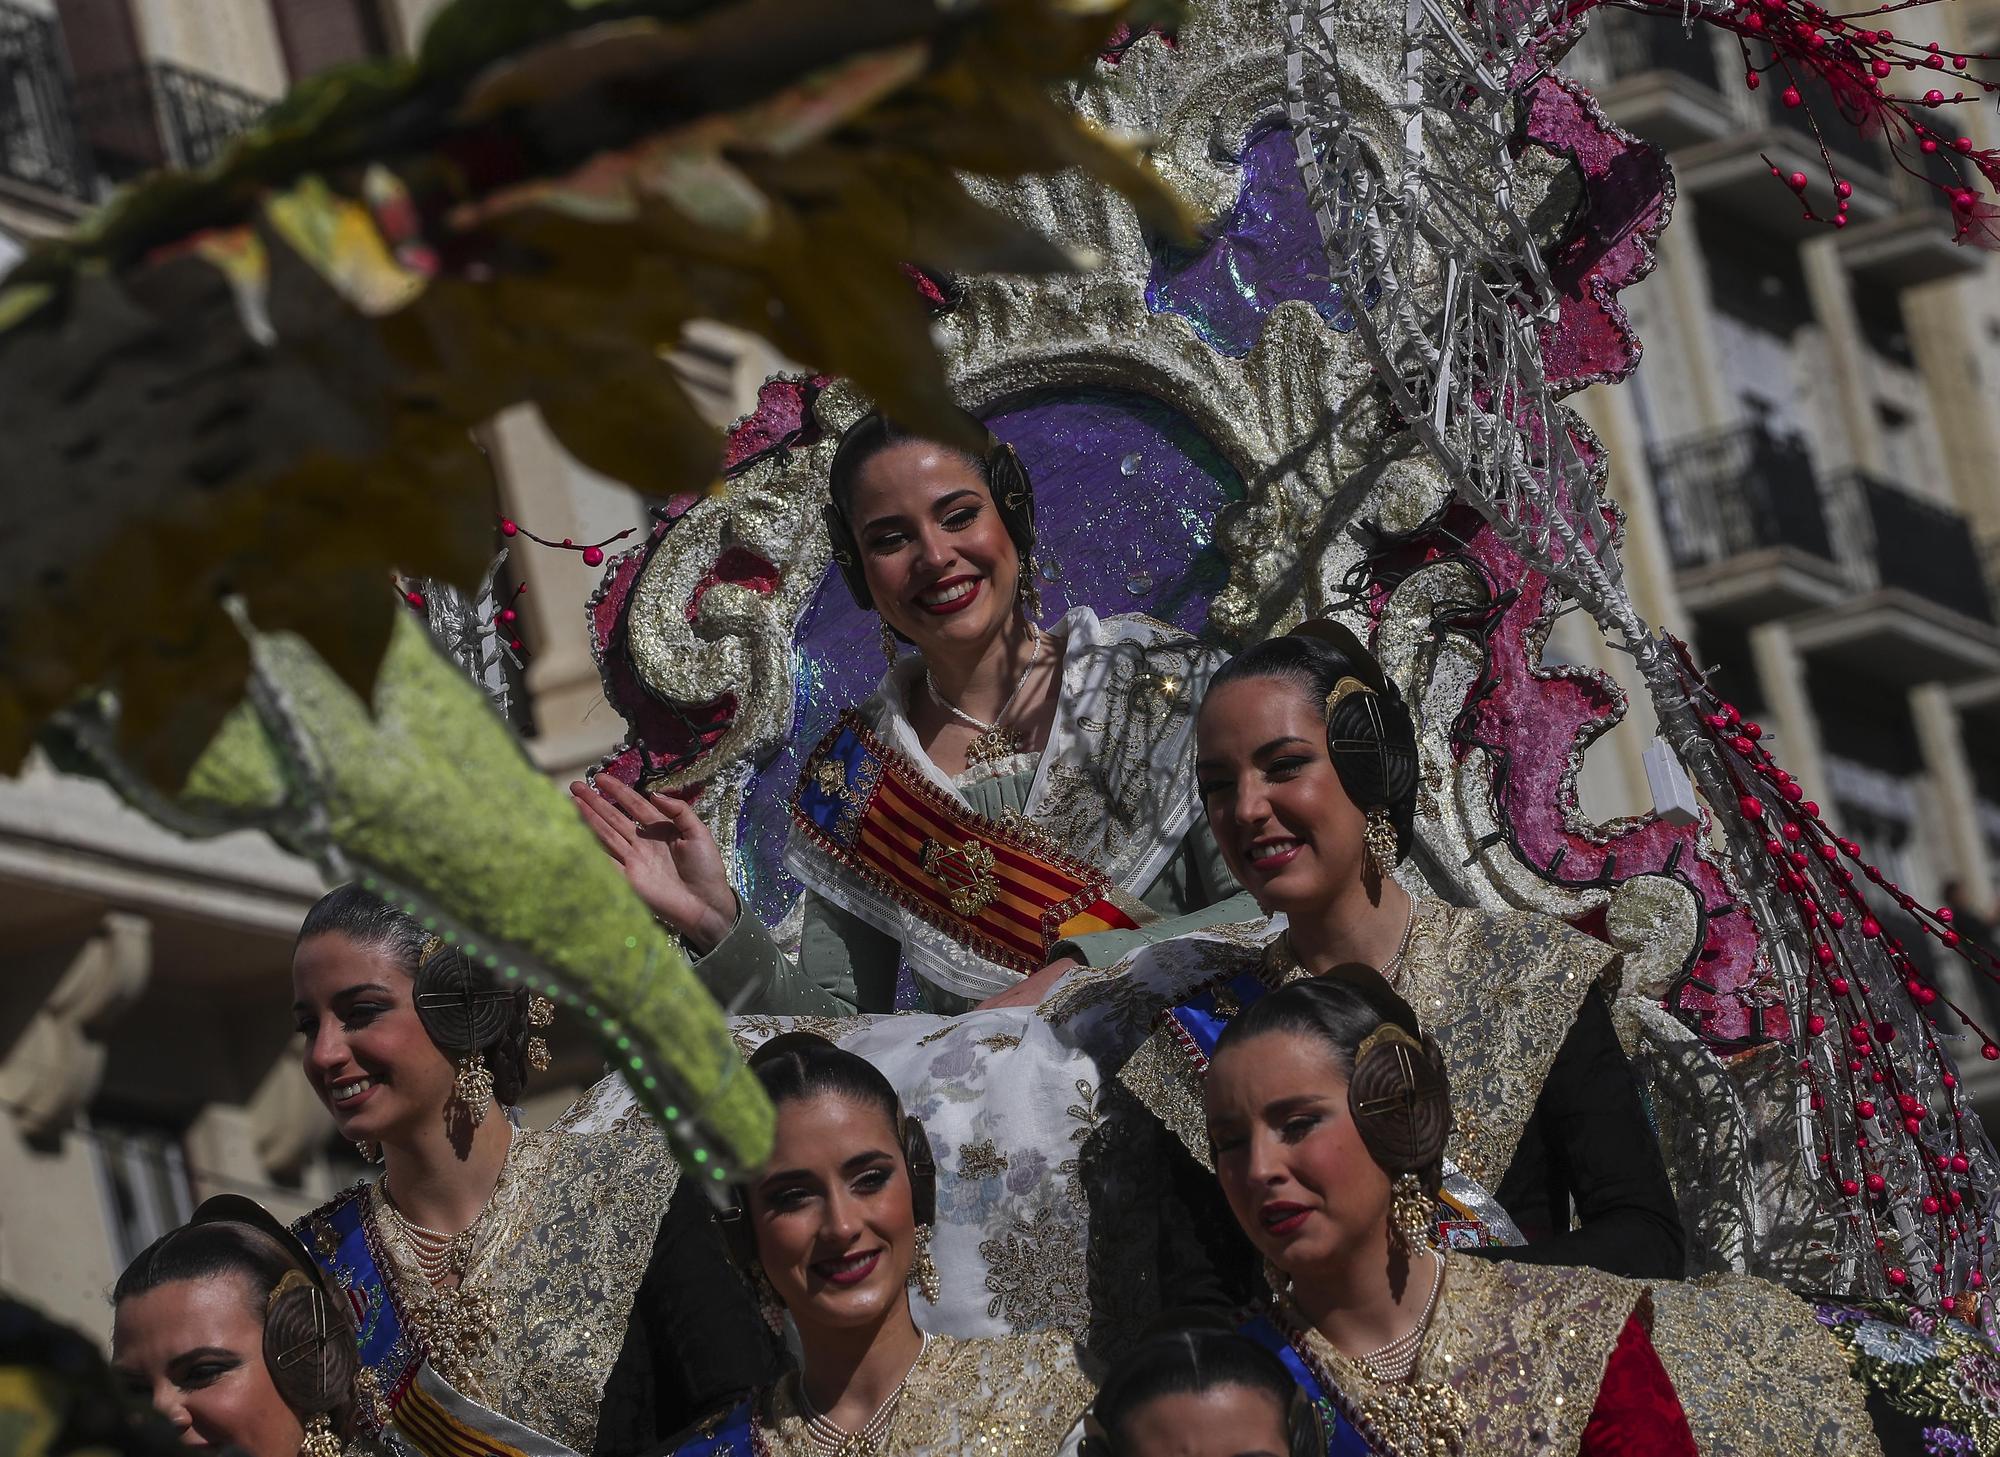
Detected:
left=0, top=1, right=91, bottom=202
left=72, top=62, right=267, bottom=179
left=1835, top=470, right=1995, bottom=624
left=1588, top=9, right=1741, bottom=151
left=1649, top=422, right=1850, bottom=619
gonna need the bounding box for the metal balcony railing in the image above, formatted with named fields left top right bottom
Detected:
left=1649, top=422, right=1835, bottom=571
left=1832, top=469, right=1997, bottom=623
left=0, top=0, right=91, bottom=199
left=72, top=61, right=267, bottom=176
left=1596, top=8, right=1723, bottom=90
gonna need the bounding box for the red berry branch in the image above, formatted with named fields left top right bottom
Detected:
left=1591, top=0, right=2000, bottom=244
left=499, top=517, right=637, bottom=570
left=1668, top=636, right=1998, bottom=1314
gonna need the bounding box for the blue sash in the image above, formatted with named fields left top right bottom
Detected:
left=1237, top=1314, right=1378, bottom=1456
left=667, top=1398, right=756, bottom=1457
left=1158, top=968, right=1273, bottom=1070
left=297, top=1186, right=421, bottom=1434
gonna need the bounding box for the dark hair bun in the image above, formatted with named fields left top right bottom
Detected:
left=412, top=943, right=521, bottom=1056
left=263, top=1270, right=358, bottom=1423
left=1346, top=1024, right=1452, bottom=1186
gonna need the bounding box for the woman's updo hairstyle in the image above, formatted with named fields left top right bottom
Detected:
left=115, top=1196, right=357, bottom=1439
left=1216, top=971, right=1452, bottom=1196
left=1204, top=621, right=1419, bottom=860
left=718, top=1034, right=937, bottom=1265
left=823, top=408, right=1036, bottom=612
left=296, top=884, right=533, bottom=1106
left=1081, top=1321, right=1323, bottom=1457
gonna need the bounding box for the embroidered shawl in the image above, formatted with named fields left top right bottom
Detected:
left=784, top=606, right=1219, bottom=1000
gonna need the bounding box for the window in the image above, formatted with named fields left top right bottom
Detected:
left=269, top=0, right=390, bottom=82
left=91, top=1120, right=194, bottom=1268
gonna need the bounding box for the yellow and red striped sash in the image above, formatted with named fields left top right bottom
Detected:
left=792, top=713, right=1140, bottom=974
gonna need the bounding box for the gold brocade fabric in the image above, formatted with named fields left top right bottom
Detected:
left=355, top=1076, right=677, bottom=1454
left=752, top=1332, right=1094, bottom=1456
left=1648, top=1277, right=1883, bottom=1457
left=1279, top=1255, right=1641, bottom=1457
left=1118, top=899, right=1611, bottom=1187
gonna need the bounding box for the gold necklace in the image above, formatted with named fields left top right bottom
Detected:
left=1290, top=1287, right=1468, bottom=1457
left=1268, top=894, right=1418, bottom=987
left=376, top=1132, right=517, bottom=1384
left=927, top=625, right=1043, bottom=768
left=797, top=1334, right=930, bottom=1455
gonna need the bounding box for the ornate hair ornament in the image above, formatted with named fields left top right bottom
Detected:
left=411, top=933, right=524, bottom=1128
left=1287, top=620, right=1420, bottom=863
left=181, top=1196, right=357, bottom=1455
left=1346, top=1022, right=1453, bottom=1185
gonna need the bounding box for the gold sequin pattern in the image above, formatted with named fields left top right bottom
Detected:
left=1648, top=1276, right=1882, bottom=1457
left=1280, top=1255, right=1639, bottom=1457
left=356, top=1076, right=676, bottom=1454
left=751, top=1332, right=1094, bottom=1456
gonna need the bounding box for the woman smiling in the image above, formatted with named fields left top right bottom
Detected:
left=574, top=408, right=1249, bottom=1017
left=666, top=1032, right=1095, bottom=1455
left=1096, top=623, right=1683, bottom=1277
left=113, top=1197, right=354, bottom=1457
left=288, top=885, right=778, bottom=1457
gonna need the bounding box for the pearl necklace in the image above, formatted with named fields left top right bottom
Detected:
left=1355, top=1247, right=1445, bottom=1383
left=927, top=625, right=1042, bottom=768
left=799, top=1333, right=931, bottom=1455
left=381, top=1132, right=515, bottom=1288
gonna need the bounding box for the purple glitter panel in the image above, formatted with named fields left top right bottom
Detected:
left=1147, top=122, right=1355, bottom=357
left=733, top=387, right=1244, bottom=932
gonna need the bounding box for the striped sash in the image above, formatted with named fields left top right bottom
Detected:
left=299, top=1190, right=579, bottom=1457
left=791, top=713, right=1141, bottom=975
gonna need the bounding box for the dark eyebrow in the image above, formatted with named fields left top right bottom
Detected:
left=757, top=1148, right=895, bottom=1190
left=1263, top=1093, right=1331, bottom=1118
left=1254, top=735, right=1315, bottom=758
left=166, top=1346, right=238, bottom=1366
left=292, top=982, right=393, bottom=1014
left=860, top=489, right=981, bottom=534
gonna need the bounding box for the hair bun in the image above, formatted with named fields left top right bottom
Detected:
left=1345, top=1025, right=1452, bottom=1182
left=263, top=1270, right=357, bottom=1422
left=412, top=945, right=520, bottom=1057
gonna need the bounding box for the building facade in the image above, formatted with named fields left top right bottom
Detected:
left=3, top=0, right=1999, bottom=1339
left=0, top=0, right=785, bottom=1339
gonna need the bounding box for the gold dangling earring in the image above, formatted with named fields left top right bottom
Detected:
left=1364, top=804, right=1399, bottom=880
left=750, top=1264, right=786, bottom=1334
left=1389, top=1172, right=1434, bottom=1256
left=908, top=1224, right=941, bottom=1304
left=880, top=620, right=899, bottom=668
left=527, top=994, right=554, bottom=1072
left=452, top=1051, right=493, bottom=1128
left=1262, top=1257, right=1294, bottom=1300
left=353, top=1139, right=379, bottom=1163
left=1020, top=557, right=1045, bottom=622
left=298, top=1413, right=341, bottom=1457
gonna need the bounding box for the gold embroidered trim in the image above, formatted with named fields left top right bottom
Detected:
left=751, top=1332, right=1093, bottom=1455
left=1279, top=1256, right=1639, bottom=1457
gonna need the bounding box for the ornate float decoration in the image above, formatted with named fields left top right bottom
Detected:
left=596, top=0, right=2000, bottom=1305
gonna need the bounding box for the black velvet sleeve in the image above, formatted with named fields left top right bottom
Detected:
left=590, top=1175, right=787, bottom=1457
left=1471, top=984, right=1687, bottom=1281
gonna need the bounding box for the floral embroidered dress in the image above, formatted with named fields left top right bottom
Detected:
left=664, top=1331, right=1094, bottom=1457
left=1044, top=897, right=1685, bottom=1279
left=691, top=607, right=1250, bottom=1015
left=1243, top=1256, right=1878, bottom=1457
left=296, top=1076, right=779, bottom=1457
